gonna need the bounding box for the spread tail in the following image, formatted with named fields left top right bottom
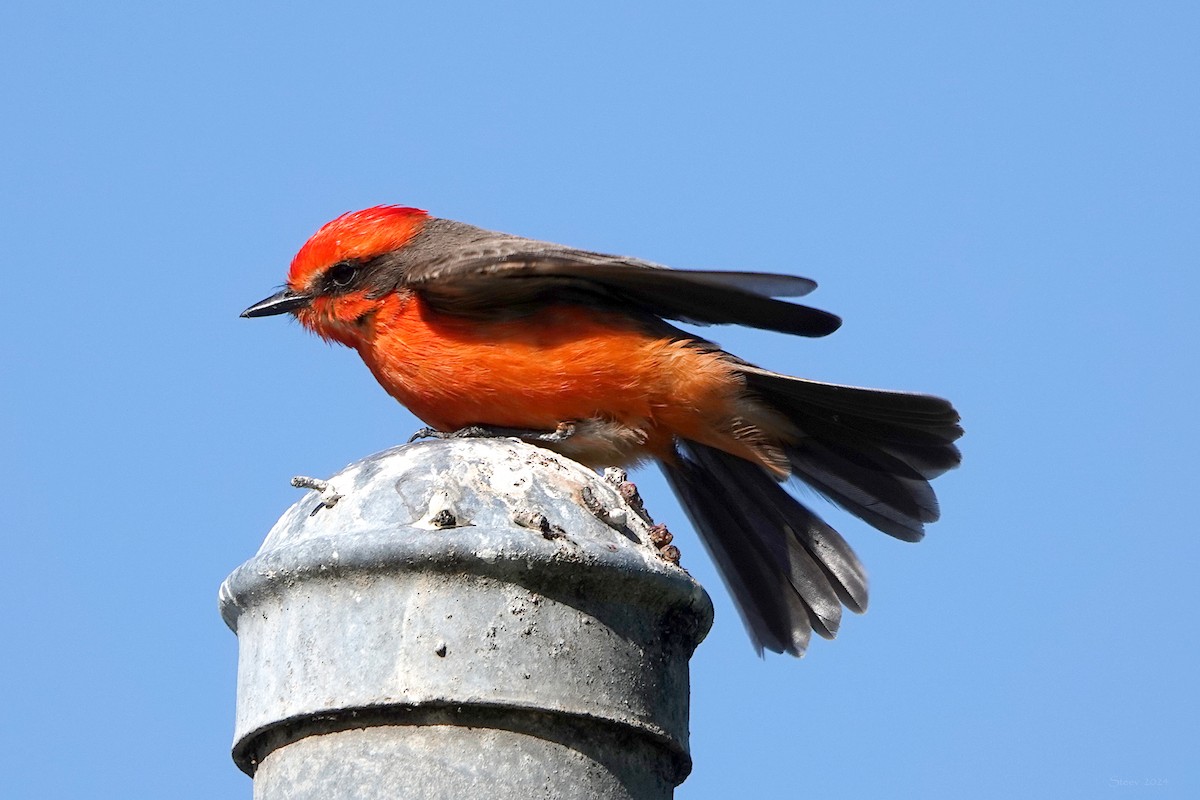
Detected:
left=663, top=371, right=962, bottom=655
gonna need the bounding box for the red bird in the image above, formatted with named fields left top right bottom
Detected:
left=243, top=205, right=962, bottom=656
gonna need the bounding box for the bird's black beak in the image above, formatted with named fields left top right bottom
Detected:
left=241, top=289, right=312, bottom=318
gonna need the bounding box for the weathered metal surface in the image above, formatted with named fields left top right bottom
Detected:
left=221, top=439, right=713, bottom=799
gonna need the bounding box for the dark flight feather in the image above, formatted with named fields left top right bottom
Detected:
left=663, top=450, right=815, bottom=656
left=742, top=368, right=963, bottom=542
left=369, top=219, right=842, bottom=336
left=663, top=441, right=872, bottom=655
left=664, top=370, right=961, bottom=650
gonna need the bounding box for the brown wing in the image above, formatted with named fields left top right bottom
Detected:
left=368, top=218, right=842, bottom=337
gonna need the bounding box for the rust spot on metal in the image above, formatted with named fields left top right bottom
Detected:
left=648, top=523, right=673, bottom=548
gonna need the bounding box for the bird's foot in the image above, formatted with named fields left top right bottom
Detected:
left=408, top=425, right=486, bottom=443
left=409, top=422, right=577, bottom=445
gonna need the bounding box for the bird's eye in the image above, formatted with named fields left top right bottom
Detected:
left=327, top=261, right=358, bottom=288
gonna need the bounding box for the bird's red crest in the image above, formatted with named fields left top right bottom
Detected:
left=288, top=205, right=429, bottom=289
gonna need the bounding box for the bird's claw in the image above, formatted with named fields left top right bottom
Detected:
left=409, top=426, right=449, bottom=443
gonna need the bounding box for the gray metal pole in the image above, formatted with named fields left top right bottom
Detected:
left=220, top=438, right=713, bottom=800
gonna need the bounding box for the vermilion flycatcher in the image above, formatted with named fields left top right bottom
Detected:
left=243, top=205, right=962, bottom=656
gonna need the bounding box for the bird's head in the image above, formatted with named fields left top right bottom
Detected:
left=241, top=205, right=429, bottom=346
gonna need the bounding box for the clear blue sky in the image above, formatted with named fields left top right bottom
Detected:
left=3, top=2, right=1196, bottom=797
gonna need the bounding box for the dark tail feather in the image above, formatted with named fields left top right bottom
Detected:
left=662, top=441, right=869, bottom=656
left=742, top=368, right=963, bottom=542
